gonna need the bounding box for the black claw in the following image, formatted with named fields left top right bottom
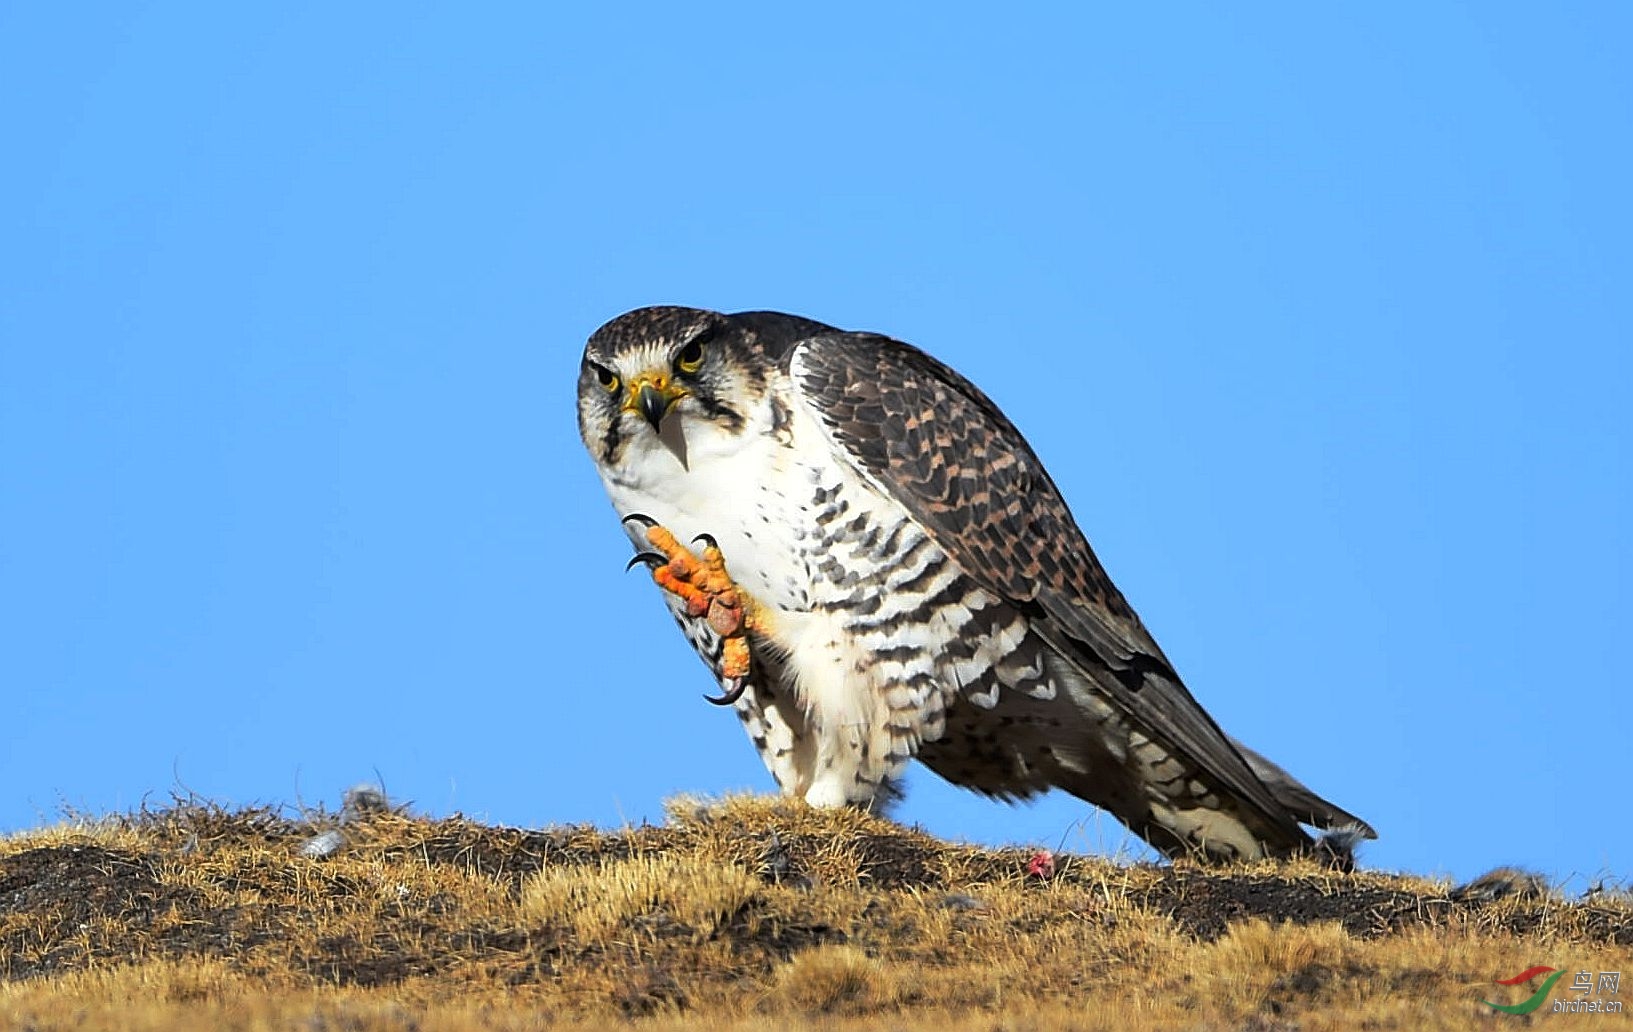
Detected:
left=692, top=533, right=720, bottom=551
left=621, top=513, right=657, bottom=529
left=703, top=678, right=748, bottom=707
left=625, top=551, right=666, bottom=573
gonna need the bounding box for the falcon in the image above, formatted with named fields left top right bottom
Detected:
left=576, top=306, right=1374, bottom=862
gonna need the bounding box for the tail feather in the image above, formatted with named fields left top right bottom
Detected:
left=1229, top=736, right=1377, bottom=838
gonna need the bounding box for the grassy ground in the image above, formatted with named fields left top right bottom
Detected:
left=1, top=794, right=1628, bottom=1030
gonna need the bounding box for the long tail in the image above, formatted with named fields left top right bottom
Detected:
left=1229, top=736, right=1378, bottom=837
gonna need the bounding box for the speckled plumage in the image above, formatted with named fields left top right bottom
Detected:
left=577, top=306, right=1374, bottom=861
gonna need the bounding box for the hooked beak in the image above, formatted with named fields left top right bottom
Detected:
left=625, top=374, right=686, bottom=431
left=636, top=383, right=669, bottom=430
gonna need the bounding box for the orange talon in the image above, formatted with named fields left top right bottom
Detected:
left=653, top=564, right=714, bottom=617
left=626, top=517, right=764, bottom=707
left=643, top=523, right=682, bottom=553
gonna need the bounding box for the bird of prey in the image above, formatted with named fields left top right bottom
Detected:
left=576, top=306, right=1374, bottom=862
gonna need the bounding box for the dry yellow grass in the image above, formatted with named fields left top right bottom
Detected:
left=1, top=795, right=1628, bottom=1030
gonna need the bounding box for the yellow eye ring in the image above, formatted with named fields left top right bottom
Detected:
left=594, top=366, right=619, bottom=393
left=675, top=339, right=705, bottom=374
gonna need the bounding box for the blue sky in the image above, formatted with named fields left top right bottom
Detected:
left=2, top=4, right=1627, bottom=887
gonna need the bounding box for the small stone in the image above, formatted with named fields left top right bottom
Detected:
left=299, top=830, right=345, bottom=859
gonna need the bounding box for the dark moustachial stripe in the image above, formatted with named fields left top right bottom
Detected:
left=599, top=418, right=623, bottom=467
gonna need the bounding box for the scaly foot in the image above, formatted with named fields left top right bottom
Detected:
left=622, top=514, right=758, bottom=706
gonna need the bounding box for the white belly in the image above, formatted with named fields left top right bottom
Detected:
left=596, top=393, right=951, bottom=807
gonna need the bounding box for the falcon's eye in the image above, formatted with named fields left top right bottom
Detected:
left=674, top=338, right=705, bottom=374
left=592, top=364, right=619, bottom=393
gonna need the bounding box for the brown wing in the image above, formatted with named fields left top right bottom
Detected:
left=789, top=331, right=1309, bottom=844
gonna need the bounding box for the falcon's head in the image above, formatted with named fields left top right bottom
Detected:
left=577, top=305, right=834, bottom=468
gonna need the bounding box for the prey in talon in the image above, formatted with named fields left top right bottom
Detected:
left=623, top=513, right=757, bottom=706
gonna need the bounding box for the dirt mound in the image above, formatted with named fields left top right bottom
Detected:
left=1, top=797, right=1628, bottom=1030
